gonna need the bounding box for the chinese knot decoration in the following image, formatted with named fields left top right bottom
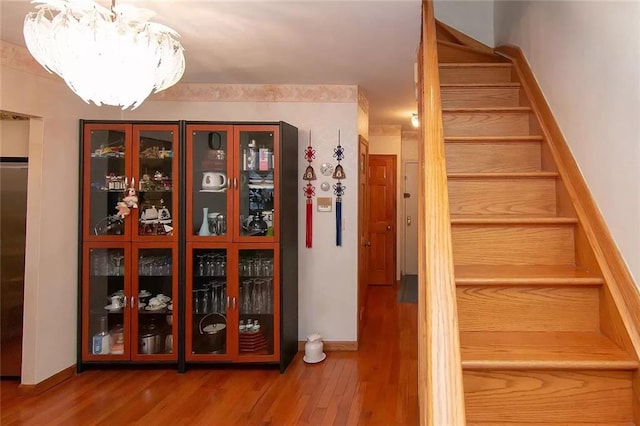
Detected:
left=302, top=132, right=316, bottom=248
left=332, top=130, right=346, bottom=246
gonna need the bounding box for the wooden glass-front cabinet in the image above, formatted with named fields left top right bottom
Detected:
left=80, top=121, right=298, bottom=373
left=82, top=123, right=179, bottom=242
left=186, top=244, right=280, bottom=362
left=80, top=122, right=180, bottom=365
left=184, top=123, right=297, bottom=371
left=81, top=243, right=177, bottom=361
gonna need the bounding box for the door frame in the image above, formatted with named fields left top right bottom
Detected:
left=357, top=136, right=370, bottom=340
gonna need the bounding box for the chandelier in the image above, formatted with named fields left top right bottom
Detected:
left=23, top=0, right=185, bottom=110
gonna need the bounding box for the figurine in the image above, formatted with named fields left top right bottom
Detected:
left=115, top=201, right=131, bottom=218
left=115, top=187, right=138, bottom=218
left=123, top=187, right=138, bottom=209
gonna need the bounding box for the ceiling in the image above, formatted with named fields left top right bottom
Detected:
left=0, top=0, right=422, bottom=129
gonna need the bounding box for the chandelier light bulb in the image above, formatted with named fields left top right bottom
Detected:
left=23, top=0, right=186, bottom=110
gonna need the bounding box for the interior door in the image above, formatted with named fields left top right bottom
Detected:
left=368, top=155, right=396, bottom=285
left=404, top=161, right=418, bottom=275
left=357, top=136, right=369, bottom=338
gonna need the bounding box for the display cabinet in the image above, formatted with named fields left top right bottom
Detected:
left=82, top=122, right=179, bottom=242
left=81, top=243, right=177, bottom=362
left=184, top=122, right=298, bottom=372
left=80, top=121, right=180, bottom=368
left=80, top=121, right=297, bottom=373
left=185, top=244, right=280, bottom=363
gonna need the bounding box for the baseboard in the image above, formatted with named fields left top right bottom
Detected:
left=19, top=365, right=75, bottom=396
left=496, top=44, right=640, bottom=357
left=297, top=340, right=358, bottom=352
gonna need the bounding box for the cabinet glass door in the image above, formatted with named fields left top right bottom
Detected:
left=83, top=245, right=130, bottom=360
left=237, top=248, right=278, bottom=360
left=186, top=126, right=233, bottom=241
left=132, top=246, right=177, bottom=360
left=234, top=127, right=279, bottom=242
left=187, top=247, right=230, bottom=359
left=134, top=126, right=179, bottom=242
left=83, top=124, right=132, bottom=241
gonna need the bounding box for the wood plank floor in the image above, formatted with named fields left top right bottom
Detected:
left=1, top=286, right=418, bottom=425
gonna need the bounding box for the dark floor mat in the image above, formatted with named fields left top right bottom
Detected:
left=398, top=275, right=418, bottom=304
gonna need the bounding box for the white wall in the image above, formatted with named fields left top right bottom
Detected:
left=494, top=0, right=640, bottom=284
left=0, top=120, right=30, bottom=157
left=1, top=41, right=122, bottom=384
left=435, top=0, right=495, bottom=47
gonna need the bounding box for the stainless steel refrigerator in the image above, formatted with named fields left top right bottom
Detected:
left=1, top=159, right=28, bottom=377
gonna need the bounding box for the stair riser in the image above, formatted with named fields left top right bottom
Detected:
left=464, top=369, right=633, bottom=423
left=457, top=286, right=600, bottom=332
left=440, top=67, right=513, bottom=84
left=448, top=178, right=557, bottom=216
left=441, top=87, right=520, bottom=108
left=452, top=225, right=575, bottom=265
left=438, top=44, right=506, bottom=64
left=443, top=111, right=531, bottom=137
left=446, top=142, right=542, bottom=173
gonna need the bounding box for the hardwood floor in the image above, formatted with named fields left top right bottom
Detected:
left=1, top=287, right=418, bottom=425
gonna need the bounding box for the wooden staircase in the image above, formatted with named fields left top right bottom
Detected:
left=437, top=38, right=639, bottom=424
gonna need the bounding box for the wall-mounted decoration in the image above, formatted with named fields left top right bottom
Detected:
left=302, top=132, right=316, bottom=248
left=320, top=162, right=333, bottom=177
left=316, top=197, right=332, bottom=212
left=332, top=130, right=346, bottom=246
left=320, top=182, right=330, bottom=192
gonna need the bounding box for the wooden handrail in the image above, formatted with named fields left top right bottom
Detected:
left=417, top=1, right=467, bottom=425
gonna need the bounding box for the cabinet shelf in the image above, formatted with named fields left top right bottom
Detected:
left=138, top=189, right=173, bottom=193
left=197, top=189, right=227, bottom=193
left=138, top=309, right=172, bottom=314
left=90, top=189, right=127, bottom=194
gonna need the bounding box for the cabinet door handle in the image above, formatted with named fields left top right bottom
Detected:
left=232, top=296, right=237, bottom=310
left=123, top=296, right=127, bottom=308
left=226, top=296, right=230, bottom=311
left=130, top=296, right=135, bottom=309
left=233, top=178, right=238, bottom=190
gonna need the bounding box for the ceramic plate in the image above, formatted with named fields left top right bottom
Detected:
left=104, top=304, right=123, bottom=312
left=145, top=303, right=167, bottom=311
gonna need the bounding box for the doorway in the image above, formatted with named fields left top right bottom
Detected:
left=357, top=136, right=370, bottom=338
left=0, top=113, right=30, bottom=377
left=403, top=161, right=418, bottom=275
left=367, top=155, right=396, bottom=286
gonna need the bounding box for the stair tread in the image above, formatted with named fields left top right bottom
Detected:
left=440, top=63, right=513, bottom=68
left=468, top=423, right=635, bottom=426
left=461, top=331, right=638, bottom=369
left=443, top=106, right=531, bottom=113
left=448, top=172, right=558, bottom=178
left=455, top=265, right=604, bottom=285
left=451, top=216, right=577, bottom=224
left=445, top=136, right=543, bottom=142
left=441, top=83, right=521, bottom=88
